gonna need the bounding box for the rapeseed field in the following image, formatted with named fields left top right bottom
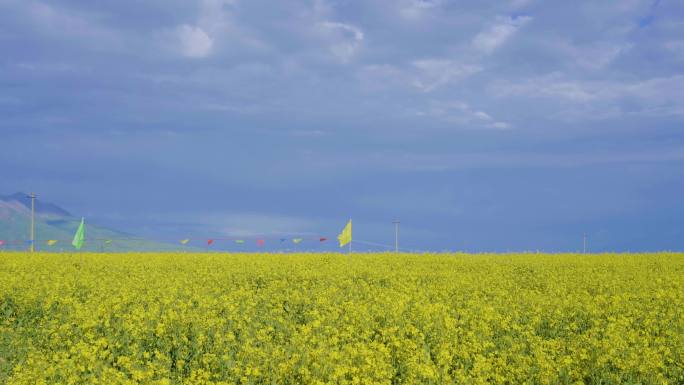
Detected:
left=1, top=252, right=682, bottom=385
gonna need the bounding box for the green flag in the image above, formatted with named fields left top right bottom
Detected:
left=72, top=217, right=85, bottom=250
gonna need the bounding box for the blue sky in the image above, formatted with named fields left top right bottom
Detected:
left=1, top=0, right=683, bottom=252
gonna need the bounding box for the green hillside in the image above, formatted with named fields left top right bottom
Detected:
left=0, top=194, right=182, bottom=252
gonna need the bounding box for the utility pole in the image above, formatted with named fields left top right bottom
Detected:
left=583, top=233, right=587, bottom=254
left=392, top=219, right=400, bottom=253
left=29, top=193, right=36, bottom=252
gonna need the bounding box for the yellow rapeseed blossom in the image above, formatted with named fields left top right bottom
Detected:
left=0, top=252, right=683, bottom=384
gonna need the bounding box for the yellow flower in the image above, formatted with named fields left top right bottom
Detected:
left=0, top=252, right=682, bottom=384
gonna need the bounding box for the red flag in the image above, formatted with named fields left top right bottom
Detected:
left=207, top=239, right=214, bottom=246
left=0, top=240, right=5, bottom=246
left=256, top=239, right=265, bottom=247
left=319, top=237, right=327, bottom=242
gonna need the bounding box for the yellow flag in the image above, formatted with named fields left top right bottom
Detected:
left=47, top=240, right=58, bottom=246
left=180, top=239, right=190, bottom=245
left=337, top=219, right=352, bottom=247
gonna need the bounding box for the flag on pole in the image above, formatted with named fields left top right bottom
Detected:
left=235, top=240, right=245, bottom=244
left=319, top=237, right=327, bottom=242
left=207, top=239, right=214, bottom=246
left=72, top=217, right=85, bottom=250
left=47, top=240, right=58, bottom=246
left=180, top=239, right=190, bottom=245
left=256, top=239, right=265, bottom=247
left=292, top=238, right=303, bottom=244
left=337, top=219, right=352, bottom=247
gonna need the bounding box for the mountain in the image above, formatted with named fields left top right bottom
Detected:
left=0, top=193, right=72, bottom=217
left=0, top=192, right=181, bottom=252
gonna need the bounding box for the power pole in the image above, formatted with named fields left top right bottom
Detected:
left=29, top=193, right=36, bottom=252
left=392, top=220, right=400, bottom=253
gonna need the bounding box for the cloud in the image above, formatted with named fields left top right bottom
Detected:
left=316, top=21, right=365, bottom=62
left=555, top=40, right=632, bottom=70
left=492, top=73, right=597, bottom=102
left=490, top=73, right=684, bottom=119
left=575, top=45, right=630, bottom=70
left=472, top=15, right=532, bottom=54
left=399, top=0, right=443, bottom=19
left=418, top=100, right=511, bottom=129
left=95, top=209, right=321, bottom=239
left=194, top=0, right=270, bottom=53
left=411, top=60, right=481, bottom=91
left=358, top=60, right=481, bottom=92
left=408, top=0, right=443, bottom=9
left=176, top=24, right=213, bottom=58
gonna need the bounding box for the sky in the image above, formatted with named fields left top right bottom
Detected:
left=1, top=0, right=683, bottom=252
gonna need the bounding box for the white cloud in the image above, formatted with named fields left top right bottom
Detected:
left=316, top=21, right=364, bottom=62
left=357, top=64, right=405, bottom=90
left=420, top=100, right=511, bottom=129
left=489, top=121, right=512, bottom=129
left=408, top=0, right=443, bottom=9
left=555, top=41, right=632, bottom=70
left=196, top=0, right=269, bottom=52
left=118, top=210, right=319, bottom=238
left=176, top=24, right=213, bottom=58
left=357, top=60, right=481, bottom=92
left=411, top=60, right=481, bottom=91
left=197, top=0, right=235, bottom=35
left=492, top=73, right=599, bottom=102
left=491, top=73, right=684, bottom=119
left=579, top=44, right=630, bottom=69
left=472, top=15, right=532, bottom=54
left=399, top=0, right=443, bottom=19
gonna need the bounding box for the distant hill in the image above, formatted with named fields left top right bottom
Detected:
left=1, top=192, right=72, bottom=217
left=0, top=193, right=181, bottom=252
